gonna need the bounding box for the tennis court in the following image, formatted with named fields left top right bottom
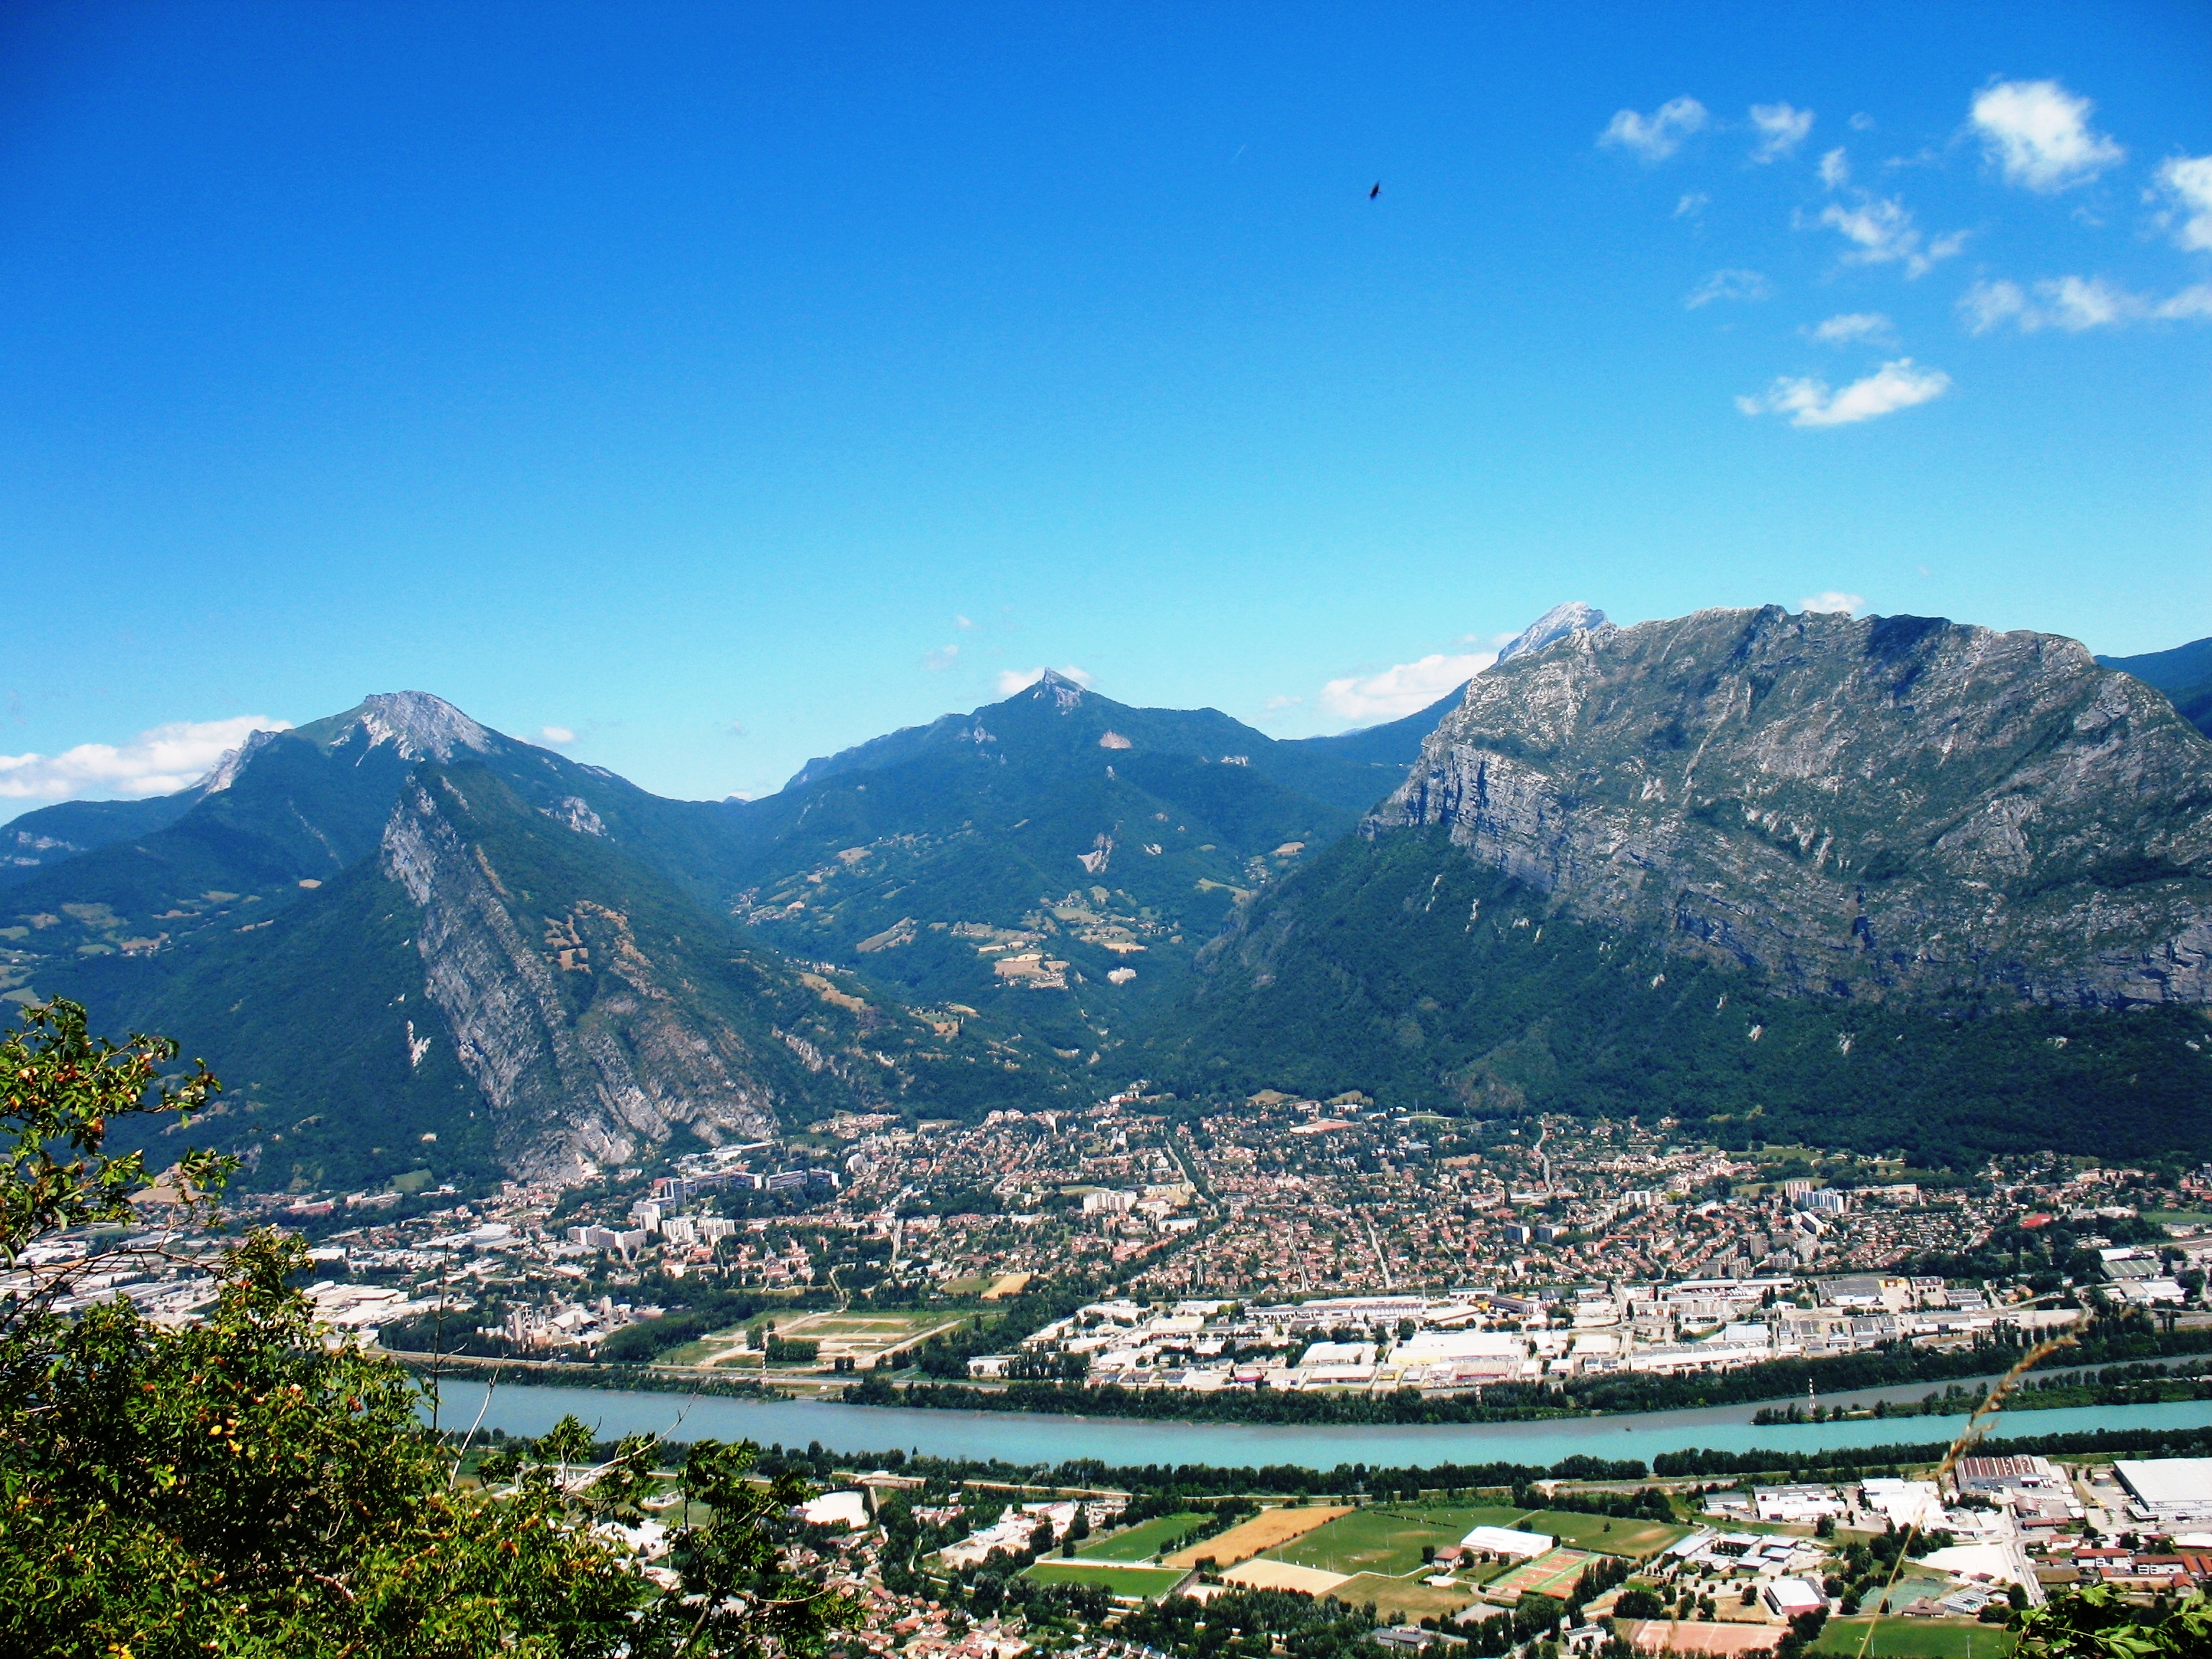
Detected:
left=1485, top=1547, right=1596, bottom=1602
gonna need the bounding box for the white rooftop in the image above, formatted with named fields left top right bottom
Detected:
left=2116, top=1459, right=2212, bottom=1506
left=1462, top=1525, right=1553, bottom=1557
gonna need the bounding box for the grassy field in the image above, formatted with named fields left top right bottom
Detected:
left=1270, top=1503, right=1683, bottom=1580
left=1081, top=1513, right=1211, bottom=1563
left=1813, top=1619, right=2015, bottom=1658
left=1272, top=1506, right=1494, bottom=1578
left=1519, top=1510, right=1691, bottom=1559
left=1327, top=1575, right=1477, bottom=1622
left=1023, top=1562, right=1190, bottom=1601
left=1164, top=1506, right=1350, bottom=1568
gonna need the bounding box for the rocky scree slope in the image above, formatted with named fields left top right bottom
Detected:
left=1375, top=606, right=2212, bottom=1010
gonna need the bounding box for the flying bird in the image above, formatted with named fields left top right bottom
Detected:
left=1369, top=181, right=1381, bottom=199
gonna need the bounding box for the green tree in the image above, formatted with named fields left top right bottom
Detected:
left=0, top=998, right=859, bottom=1657
left=2012, top=1584, right=2211, bottom=1657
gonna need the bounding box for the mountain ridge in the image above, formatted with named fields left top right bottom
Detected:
left=2100, top=634, right=2212, bottom=740
left=9, top=605, right=2212, bottom=1183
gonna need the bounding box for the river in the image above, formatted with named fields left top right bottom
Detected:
left=427, top=1379, right=2212, bottom=1471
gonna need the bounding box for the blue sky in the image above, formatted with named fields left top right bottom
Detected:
left=3, top=1, right=2208, bottom=815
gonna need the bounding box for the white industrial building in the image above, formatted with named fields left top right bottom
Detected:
left=2114, top=1459, right=2212, bottom=1526
left=1461, top=1525, right=1553, bottom=1560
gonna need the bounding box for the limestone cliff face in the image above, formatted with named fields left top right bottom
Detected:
left=379, top=775, right=779, bottom=1184
left=1372, top=607, right=2212, bottom=1009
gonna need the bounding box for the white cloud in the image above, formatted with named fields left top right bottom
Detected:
left=995, top=665, right=1095, bottom=695
left=1674, top=192, right=1709, bottom=219
left=1599, top=96, right=1709, bottom=162
left=1818, top=147, right=1850, bottom=189
left=1848, top=112, right=1875, bottom=132
left=1749, top=102, right=1814, bottom=162
left=0, top=714, right=289, bottom=802
left=1960, top=275, right=2212, bottom=333
left=1959, top=278, right=2030, bottom=333
left=923, top=644, right=961, bottom=670
left=1813, top=194, right=1965, bottom=277
left=1735, top=358, right=1951, bottom=427
left=1686, top=268, right=1772, bottom=307
left=1798, top=591, right=1866, bottom=616
left=1262, top=694, right=1303, bottom=713
left=1321, top=652, right=1495, bottom=723
left=954, top=614, right=977, bottom=630
left=2154, top=154, right=2212, bottom=251
left=540, top=725, right=576, bottom=745
left=1971, top=78, right=2123, bottom=192
left=1804, top=311, right=1896, bottom=346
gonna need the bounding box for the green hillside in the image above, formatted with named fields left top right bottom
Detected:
left=51, top=760, right=1087, bottom=1193
left=706, top=675, right=1370, bottom=1047
left=1146, top=827, right=2212, bottom=1166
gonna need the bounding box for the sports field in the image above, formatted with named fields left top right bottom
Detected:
left=1164, top=1506, right=1349, bottom=1568
left=1272, top=1507, right=1488, bottom=1578
left=1326, top=1574, right=1477, bottom=1622
left=1518, top=1510, right=1690, bottom=1560
left=768, top=1309, right=966, bottom=1367
left=1266, top=1502, right=1685, bottom=1579
left=1023, top=1562, right=1191, bottom=1601
left=1082, top=1513, right=1211, bottom=1563
left=1485, top=1547, right=1596, bottom=1602
left=1812, top=1619, right=2016, bottom=1658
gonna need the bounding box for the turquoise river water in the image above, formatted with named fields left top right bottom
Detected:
left=427, top=1381, right=2212, bottom=1471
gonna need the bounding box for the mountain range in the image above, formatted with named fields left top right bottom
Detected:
left=5, top=605, right=2209, bottom=1191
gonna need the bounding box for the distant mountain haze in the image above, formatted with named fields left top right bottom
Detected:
left=5, top=606, right=2208, bottom=1189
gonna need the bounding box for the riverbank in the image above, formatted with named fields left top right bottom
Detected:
left=392, top=1317, right=2212, bottom=1429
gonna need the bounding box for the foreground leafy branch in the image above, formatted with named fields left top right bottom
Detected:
left=0, top=998, right=858, bottom=1658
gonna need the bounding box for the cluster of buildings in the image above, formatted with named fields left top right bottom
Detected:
left=968, top=1271, right=2080, bottom=1396
left=36, top=1082, right=2211, bottom=1403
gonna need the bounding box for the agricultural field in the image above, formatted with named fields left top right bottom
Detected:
left=1022, top=1562, right=1191, bottom=1602
left=1812, top=1619, right=2016, bottom=1658
left=1082, top=1513, right=1213, bottom=1563
left=1519, top=1510, right=1691, bottom=1560
left=1272, top=1506, right=1493, bottom=1579
left=1223, top=1560, right=1351, bottom=1596
left=1163, top=1506, right=1350, bottom=1568
left=1326, top=1574, right=1478, bottom=1622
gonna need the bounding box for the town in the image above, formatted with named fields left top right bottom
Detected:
left=23, top=1094, right=2211, bottom=1398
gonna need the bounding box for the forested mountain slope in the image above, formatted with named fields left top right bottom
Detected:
left=1150, top=608, right=2212, bottom=1164
left=11, top=603, right=2212, bottom=1181
left=9, top=697, right=1087, bottom=1192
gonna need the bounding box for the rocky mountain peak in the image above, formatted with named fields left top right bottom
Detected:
left=197, top=727, right=287, bottom=794
left=1029, top=669, right=1087, bottom=709
left=351, top=691, right=495, bottom=761
left=1495, top=601, right=1611, bottom=665
left=1376, top=604, right=2212, bottom=1009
